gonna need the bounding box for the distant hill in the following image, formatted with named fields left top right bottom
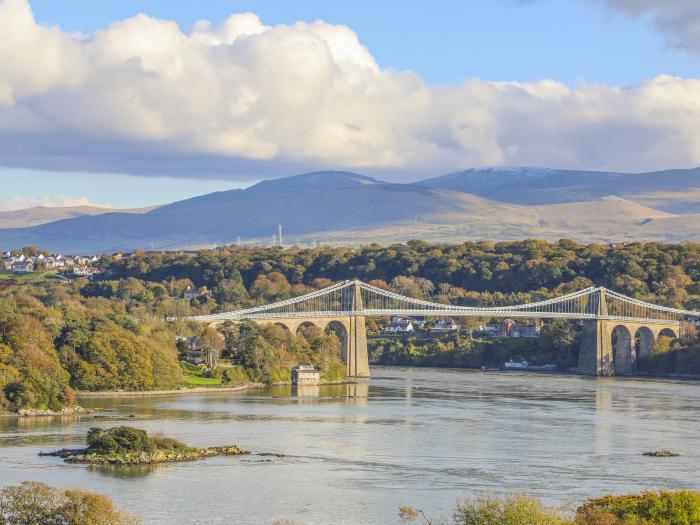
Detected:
left=418, top=166, right=700, bottom=212
left=0, top=205, right=156, bottom=229
left=1, top=168, right=700, bottom=252
left=304, top=194, right=688, bottom=246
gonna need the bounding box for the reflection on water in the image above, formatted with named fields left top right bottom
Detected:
left=88, top=463, right=163, bottom=479
left=1, top=367, right=699, bottom=525
left=286, top=381, right=369, bottom=401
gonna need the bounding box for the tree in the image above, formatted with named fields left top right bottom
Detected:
left=651, top=336, right=673, bottom=356
left=176, top=338, right=190, bottom=358
left=214, top=279, right=248, bottom=306
left=0, top=481, right=139, bottom=525
left=201, top=327, right=225, bottom=368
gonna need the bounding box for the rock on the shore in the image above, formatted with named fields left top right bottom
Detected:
left=64, top=445, right=249, bottom=465
left=18, top=406, right=89, bottom=417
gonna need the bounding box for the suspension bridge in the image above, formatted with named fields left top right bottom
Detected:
left=185, top=280, right=700, bottom=378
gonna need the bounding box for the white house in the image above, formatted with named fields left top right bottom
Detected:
left=483, top=324, right=499, bottom=337
left=432, top=319, right=459, bottom=332
left=183, top=286, right=210, bottom=301
left=391, top=316, right=425, bottom=329
left=383, top=322, right=415, bottom=334
left=73, top=265, right=97, bottom=277
left=11, top=260, right=34, bottom=273
left=292, top=365, right=320, bottom=386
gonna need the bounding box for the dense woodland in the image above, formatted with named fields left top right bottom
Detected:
left=2, top=239, right=700, bottom=412
left=101, top=240, right=700, bottom=310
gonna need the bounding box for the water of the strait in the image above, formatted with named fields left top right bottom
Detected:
left=1, top=366, right=698, bottom=524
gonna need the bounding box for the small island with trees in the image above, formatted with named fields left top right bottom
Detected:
left=42, top=426, right=248, bottom=465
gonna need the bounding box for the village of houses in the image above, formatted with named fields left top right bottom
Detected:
left=2, top=251, right=102, bottom=277
left=381, top=315, right=541, bottom=340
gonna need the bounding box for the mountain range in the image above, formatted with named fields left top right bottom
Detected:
left=2, top=167, right=700, bottom=253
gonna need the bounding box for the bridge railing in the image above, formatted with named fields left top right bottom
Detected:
left=182, top=280, right=700, bottom=324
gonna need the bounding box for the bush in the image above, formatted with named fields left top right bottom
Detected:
left=86, top=426, right=156, bottom=454
left=86, top=426, right=189, bottom=454
left=0, top=481, right=138, bottom=524
left=152, top=435, right=187, bottom=450
left=221, top=366, right=249, bottom=385
left=576, top=490, right=700, bottom=525
left=320, top=360, right=347, bottom=382
left=452, top=494, right=568, bottom=525
left=179, top=361, right=202, bottom=374
left=402, top=492, right=700, bottom=525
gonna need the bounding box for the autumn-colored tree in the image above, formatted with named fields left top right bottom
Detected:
left=0, top=481, right=139, bottom=525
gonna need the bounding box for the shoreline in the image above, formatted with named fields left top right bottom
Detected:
left=76, top=383, right=264, bottom=398
left=0, top=406, right=96, bottom=419
left=1, top=379, right=359, bottom=417
left=75, top=378, right=357, bottom=398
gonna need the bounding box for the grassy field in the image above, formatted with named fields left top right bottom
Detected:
left=184, top=375, right=222, bottom=387
left=180, top=362, right=224, bottom=387
left=0, top=271, right=65, bottom=285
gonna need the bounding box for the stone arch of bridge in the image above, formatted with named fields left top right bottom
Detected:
left=295, top=320, right=329, bottom=336
left=634, top=326, right=655, bottom=360
left=325, top=320, right=350, bottom=363
left=658, top=327, right=678, bottom=340
left=272, top=322, right=295, bottom=335
left=611, top=324, right=634, bottom=376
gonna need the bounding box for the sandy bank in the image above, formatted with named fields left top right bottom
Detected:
left=75, top=383, right=265, bottom=398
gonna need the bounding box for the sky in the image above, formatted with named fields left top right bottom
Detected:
left=1, top=0, right=700, bottom=209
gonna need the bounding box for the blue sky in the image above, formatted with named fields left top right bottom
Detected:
left=2, top=0, right=699, bottom=210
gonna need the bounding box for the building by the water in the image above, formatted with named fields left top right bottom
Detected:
left=292, top=365, right=320, bottom=385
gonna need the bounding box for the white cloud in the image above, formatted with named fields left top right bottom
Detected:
left=0, top=196, right=110, bottom=212
left=597, top=0, right=700, bottom=54
left=1, top=0, right=700, bottom=178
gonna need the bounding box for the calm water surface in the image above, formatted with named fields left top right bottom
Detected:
left=1, top=367, right=699, bottom=524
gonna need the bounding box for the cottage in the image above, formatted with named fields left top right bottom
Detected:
left=497, top=319, right=541, bottom=338
left=383, top=322, right=415, bottom=334
left=176, top=336, right=207, bottom=364
left=183, top=286, right=210, bottom=301
left=11, top=260, right=34, bottom=273
left=73, top=265, right=98, bottom=277
left=483, top=324, right=500, bottom=337
left=391, top=316, right=425, bottom=329
left=292, top=365, right=320, bottom=386
left=432, top=319, right=459, bottom=332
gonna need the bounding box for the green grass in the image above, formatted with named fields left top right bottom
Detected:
left=0, top=271, right=63, bottom=287
left=183, top=375, right=222, bottom=387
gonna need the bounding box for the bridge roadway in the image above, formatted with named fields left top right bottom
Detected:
left=185, top=280, right=698, bottom=378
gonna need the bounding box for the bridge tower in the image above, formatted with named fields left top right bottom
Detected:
left=578, top=288, right=614, bottom=376
left=347, top=280, right=370, bottom=378
left=577, top=288, right=680, bottom=376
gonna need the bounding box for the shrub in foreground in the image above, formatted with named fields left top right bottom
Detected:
left=400, top=491, right=700, bottom=525
left=452, top=494, right=568, bottom=525
left=576, top=490, right=700, bottom=525
left=0, top=481, right=138, bottom=525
